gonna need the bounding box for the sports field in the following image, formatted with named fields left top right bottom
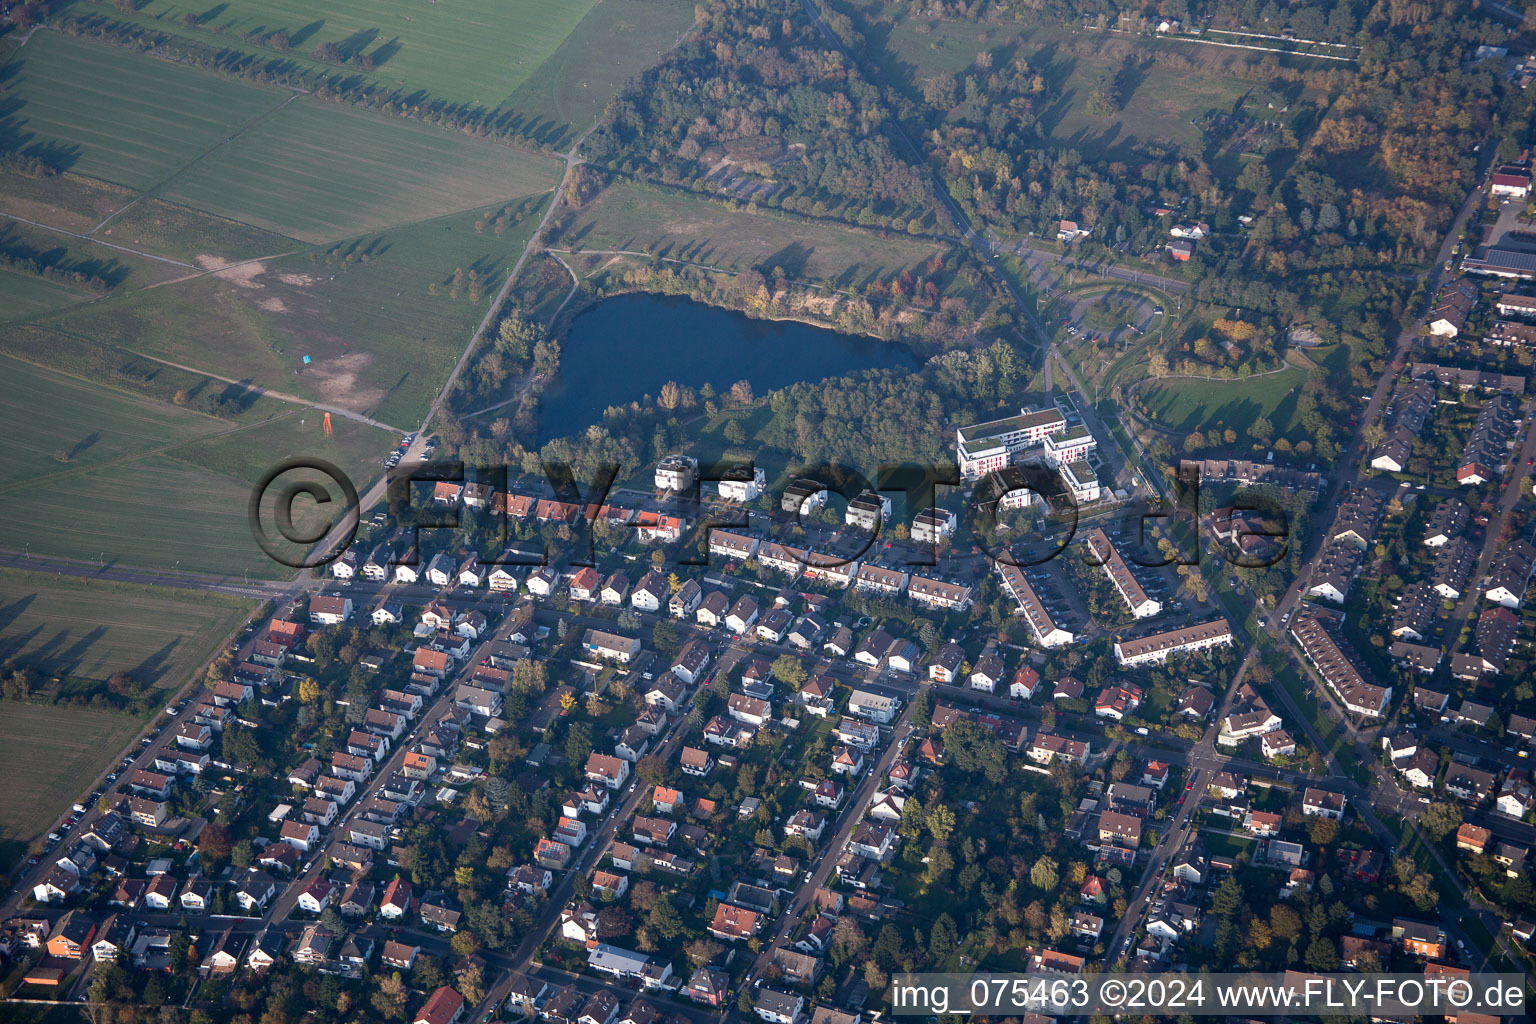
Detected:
left=558, top=181, right=954, bottom=288
left=160, top=99, right=561, bottom=242
left=0, top=703, right=144, bottom=847
left=2, top=32, right=285, bottom=190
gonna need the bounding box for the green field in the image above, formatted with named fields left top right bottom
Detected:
left=0, top=703, right=148, bottom=846
left=51, top=198, right=550, bottom=425
left=558, top=181, right=954, bottom=288
left=1136, top=366, right=1309, bottom=439
left=2, top=32, right=285, bottom=190
left=160, top=99, right=561, bottom=242
left=66, top=0, right=696, bottom=144
left=86, top=0, right=604, bottom=108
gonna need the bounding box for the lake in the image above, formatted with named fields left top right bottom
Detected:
left=537, top=293, right=922, bottom=443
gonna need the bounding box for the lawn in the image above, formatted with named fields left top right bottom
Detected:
left=82, top=0, right=604, bottom=109
left=557, top=180, right=954, bottom=289
left=159, top=98, right=561, bottom=242
left=51, top=198, right=551, bottom=425
left=1, top=32, right=285, bottom=191
left=1136, top=366, right=1309, bottom=440
left=0, top=703, right=147, bottom=847
left=0, top=567, right=252, bottom=691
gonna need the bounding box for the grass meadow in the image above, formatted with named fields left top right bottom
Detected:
left=1136, top=365, right=1309, bottom=440
left=0, top=355, right=393, bottom=575
left=0, top=268, right=96, bottom=321
left=853, top=9, right=1270, bottom=158
left=558, top=181, right=954, bottom=289
left=52, top=198, right=550, bottom=425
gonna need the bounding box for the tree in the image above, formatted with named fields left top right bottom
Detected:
left=926, top=803, right=955, bottom=844
left=636, top=754, right=668, bottom=786
left=1304, top=936, right=1339, bottom=971
left=231, top=839, right=254, bottom=869
left=1420, top=802, right=1462, bottom=840
left=199, top=822, right=233, bottom=865
left=647, top=896, right=683, bottom=939
left=771, top=654, right=807, bottom=690
left=929, top=913, right=958, bottom=959
left=685, top=937, right=724, bottom=968
left=297, top=678, right=320, bottom=704
left=1030, top=856, right=1059, bottom=891
left=564, top=722, right=593, bottom=766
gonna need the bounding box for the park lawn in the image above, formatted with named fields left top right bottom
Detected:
left=0, top=452, right=288, bottom=577
left=1, top=32, right=285, bottom=191
left=0, top=354, right=254, bottom=489
left=0, top=567, right=252, bottom=691
left=158, top=98, right=562, bottom=242
left=97, top=197, right=303, bottom=265
left=558, top=180, right=954, bottom=289
left=0, top=703, right=148, bottom=847
left=85, top=0, right=603, bottom=109
left=52, top=198, right=550, bottom=426
left=502, top=0, right=699, bottom=141
left=0, top=168, right=134, bottom=235
left=1137, top=366, right=1309, bottom=440
left=0, top=267, right=97, bottom=321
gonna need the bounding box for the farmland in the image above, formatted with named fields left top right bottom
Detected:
left=160, top=99, right=561, bottom=242
left=0, top=703, right=144, bottom=851
left=0, top=568, right=251, bottom=693
left=0, top=355, right=393, bottom=575
left=502, top=0, right=698, bottom=136
left=1, top=32, right=285, bottom=190
left=78, top=0, right=604, bottom=108
left=555, top=180, right=954, bottom=289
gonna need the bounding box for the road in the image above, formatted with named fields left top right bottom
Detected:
left=746, top=698, right=919, bottom=984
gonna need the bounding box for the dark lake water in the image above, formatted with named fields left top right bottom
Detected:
left=537, top=293, right=922, bottom=443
